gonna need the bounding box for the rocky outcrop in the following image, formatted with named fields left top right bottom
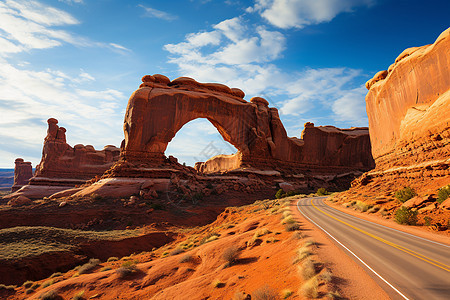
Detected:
left=117, top=74, right=374, bottom=176
left=347, top=27, right=450, bottom=198
left=4, top=119, right=120, bottom=200
left=11, top=158, right=32, bottom=192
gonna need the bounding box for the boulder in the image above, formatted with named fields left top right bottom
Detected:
left=8, top=195, right=32, bottom=207
left=402, top=196, right=430, bottom=208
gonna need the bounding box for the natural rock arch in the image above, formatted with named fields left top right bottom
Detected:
left=120, top=74, right=374, bottom=174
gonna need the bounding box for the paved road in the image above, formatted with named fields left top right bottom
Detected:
left=296, top=197, right=450, bottom=300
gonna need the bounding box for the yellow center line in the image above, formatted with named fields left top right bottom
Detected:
left=310, top=199, right=450, bottom=272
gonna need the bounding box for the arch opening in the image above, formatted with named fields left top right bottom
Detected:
left=165, top=118, right=238, bottom=167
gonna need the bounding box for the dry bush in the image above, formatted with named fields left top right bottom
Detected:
left=78, top=258, right=101, bottom=274
left=107, top=257, right=118, bottom=262
left=222, top=246, right=240, bottom=266
left=115, top=260, right=137, bottom=279
left=281, top=216, right=295, bottom=225
left=293, top=246, right=312, bottom=264
left=281, top=289, right=293, bottom=298
left=179, top=254, right=193, bottom=263
left=298, top=259, right=316, bottom=280
left=290, top=231, right=305, bottom=240
left=39, top=290, right=63, bottom=300
left=252, top=285, right=278, bottom=300
left=72, top=290, right=85, bottom=300
left=285, top=223, right=300, bottom=232
left=22, top=281, right=34, bottom=288
left=170, top=248, right=185, bottom=256
left=0, top=284, right=16, bottom=291
left=42, top=279, right=54, bottom=288
left=300, top=276, right=319, bottom=299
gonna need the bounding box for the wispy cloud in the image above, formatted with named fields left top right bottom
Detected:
left=164, top=16, right=368, bottom=133
left=138, top=5, right=177, bottom=21
left=58, top=0, right=84, bottom=4
left=247, top=0, right=374, bottom=29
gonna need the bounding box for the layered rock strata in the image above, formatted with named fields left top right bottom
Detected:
left=350, top=27, right=450, bottom=196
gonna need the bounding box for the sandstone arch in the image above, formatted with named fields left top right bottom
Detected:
left=120, top=74, right=374, bottom=174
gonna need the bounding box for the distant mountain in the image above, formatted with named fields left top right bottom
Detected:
left=0, top=169, right=14, bottom=190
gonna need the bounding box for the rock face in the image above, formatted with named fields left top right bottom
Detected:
left=119, top=74, right=374, bottom=175
left=11, top=158, right=32, bottom=192
left=350, top=27, right=450, bottom=196
left=4, top=119, right=120, bottom=199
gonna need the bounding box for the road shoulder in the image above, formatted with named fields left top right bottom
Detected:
left=324, top=198, right=450, bottom=246
left=291, top=198, right=390, bottom=300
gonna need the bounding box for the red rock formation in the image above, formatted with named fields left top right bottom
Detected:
left=344, top=27, right=450, bottom=203
left=11, top=158, right=32, bottom=192
left=119, top=74, right=374, bottom=176
left=4, top=119, right=120, bottom=199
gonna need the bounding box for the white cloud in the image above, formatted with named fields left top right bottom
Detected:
left=247, top=0, right=373, bottom=29
left=59, top=0, right=84, bottom=4
left=165, top=17, right=286, bottom=67
left=164, top=17, right=368, bottom=132
left=138, top=5, right=177, bottom=21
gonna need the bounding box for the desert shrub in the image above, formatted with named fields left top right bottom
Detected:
left=100, top=266, right=112, bottom=272
left=424, top=216, right=432, bottom=226
left=39, top=290, right=63, bottom=300
left=212, top=279, right=225, bottom=288
left=275, top=189, right=285, bottom=199
left=115, top=260, right=137, bottom=279
left=31, top=282, right=41, bottom=290
left=298, top=259, right=316, bottom=280
left=394, top=187, right=416, bottom=203
left=107, top=257, right=119, bottom=262
left=22, top=281, right=34, bottom=288
left=49, top=272, right=62, bottom=278
left=319, top=270, right=333, bottom=283
left=200, top=232, right=220, bottom=244
left=294, top=246, right=312, bottom=264
left=316, top=188, right=329, bottom=196
left=281, top=289, right=293, bottom=299
left=300, top=276, right=319, bottom=299
left=42, top=279, right=54, bottom=288
left=78, top=258, right=101, bottom=274
left=222, top=246, right=240, bottom=266
left=0, top=284, right=16, bottom=291
left=326, top=291, right=343, bottom=299
left=395, top=207, right=418, bottom=225
left=72, top=290, right=85, bottom=300
left=367, top=205, right=380, bottom=214
left=355, top=201, right=369, bottom=212
left=282, top=216, right=295, bottom=224
left=284, top=223, right=300, bottom=232
left=170, top=248, right=184, bottom=256
left=179, top=254, right=193, bottom=263
left=291, top=231, right=305, bottom=240
left=252, top=285, right=278, bottom=300
left=437, top=185, right=450, bottom=204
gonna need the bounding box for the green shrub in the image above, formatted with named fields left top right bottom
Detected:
left=22, top=281, right=34, bottom=288
left=394, top=187, right=416, bottom=203
left=437, top=185, right=450, bottom=204
left=42, top=279, right=54, bottom=288
left=0, top=284, right=16, bottom=291
left=424, top=216, right=432, bottom=226
left=316, top=188, right=329, bottom=196
left=72, top=290, right=85, bottom=300
left=395, top=207, right=418, bottom=225
left=115, top=260, right=137, bottom=279
left=275, top=189, right=285, bottom=199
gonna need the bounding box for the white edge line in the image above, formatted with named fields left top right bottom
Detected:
left=322, top=197, right=450, bottom=249
left=296, top=198, right=410, bottom=300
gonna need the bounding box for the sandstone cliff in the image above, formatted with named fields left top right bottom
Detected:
left=343, top=27, right=450, bottom=204
left=11, top=158, right=32, bottom=192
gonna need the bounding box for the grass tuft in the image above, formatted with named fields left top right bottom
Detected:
left=222, top=246, right=240, bottom=267
left=77, top=258, right=101, bottom=274
left=252, top=285, right=278, bottom=300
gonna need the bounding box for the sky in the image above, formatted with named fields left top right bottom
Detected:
left=0, top=0, right=449, bottom=168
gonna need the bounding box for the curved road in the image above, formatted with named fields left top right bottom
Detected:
left=296, top=197, right=450, bottom=300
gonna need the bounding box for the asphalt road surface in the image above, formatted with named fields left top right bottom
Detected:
left=296, top=197, right=450, bottom=300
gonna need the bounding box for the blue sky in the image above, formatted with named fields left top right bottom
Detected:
left=0, top=0, right=449, bottom=168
